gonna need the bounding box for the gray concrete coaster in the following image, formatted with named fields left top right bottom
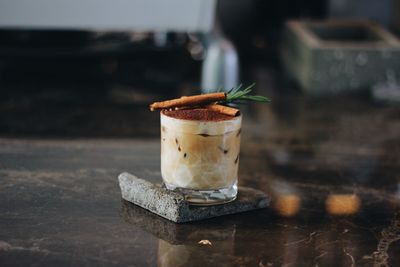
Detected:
left=118, top=172, right=270, bottom=223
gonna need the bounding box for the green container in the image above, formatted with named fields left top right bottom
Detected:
left=281, top=20, right=400, bottom=95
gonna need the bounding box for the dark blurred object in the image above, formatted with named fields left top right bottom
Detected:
left=328, top=0, right=393, bottom=27
left=0, top=30, right=195, bottom=90
left=0, top=30, right=198, bottom=138
left=393, top=0, right=400, bottom=33
left=216, top=0, right=328, bottom=62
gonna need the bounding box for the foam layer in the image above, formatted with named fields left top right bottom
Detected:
left=162, top=108, right=234, bottom=121
left=161, top=112, right=241, bottom=136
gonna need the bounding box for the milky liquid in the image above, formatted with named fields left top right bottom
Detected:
left=160, top=112, right=242, bottom=190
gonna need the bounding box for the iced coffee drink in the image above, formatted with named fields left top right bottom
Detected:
left=160, top=108, right=242, bottom=205
left=149, top=85, right=269, bottom=205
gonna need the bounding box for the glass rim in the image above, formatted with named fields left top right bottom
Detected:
left=160, top=110, right=242, bottom=122
left=160, top=111, right=242, bottom=135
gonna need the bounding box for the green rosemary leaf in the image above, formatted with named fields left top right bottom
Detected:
left=227, top=83, right=242, bottom=95
left=240, top=95, right=271, bottom=102
left=221, top=83, right=270, bottom=104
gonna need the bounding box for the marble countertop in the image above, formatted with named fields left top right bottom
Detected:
left=1, top=92, right=399, bottom=266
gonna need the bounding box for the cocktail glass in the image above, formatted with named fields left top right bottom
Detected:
left=160, top=111, right=242, bottom=205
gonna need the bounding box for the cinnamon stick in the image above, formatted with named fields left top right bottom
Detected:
left=150, top=92, right=226, bottom=111
left=205, top=104, right=240, bottom=117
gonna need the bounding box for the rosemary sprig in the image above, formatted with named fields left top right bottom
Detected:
left=221, top=83, right=270, bottom=104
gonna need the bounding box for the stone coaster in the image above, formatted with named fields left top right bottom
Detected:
left=118, top=172, right=270, bottom=223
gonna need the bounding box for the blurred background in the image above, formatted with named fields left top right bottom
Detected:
left=1, top=2, right=400, bottom=266
left=0, top=0, right=399, bottom=138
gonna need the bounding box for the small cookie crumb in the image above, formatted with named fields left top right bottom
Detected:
left=198, top=240, right=212, bottom=246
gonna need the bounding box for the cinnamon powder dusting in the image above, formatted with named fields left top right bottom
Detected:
left=162, top=108, right=234, bottom=121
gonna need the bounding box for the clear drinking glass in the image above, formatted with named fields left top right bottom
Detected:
left=160, top=111, right=242, bottom=205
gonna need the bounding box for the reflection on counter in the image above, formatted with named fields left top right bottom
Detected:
left=267, top=179, right=302, bottom=217
left=265, top=178, right=386, bottom=218
left=121, top=192, right=399, bottom=266
left=274, top=194, right=301, bottom=217
left=325, top=194, right=361, bottom=215
left=157, top=236, right=234, bottom=267
left=120, top=199, right=236, bottom=245
left=121, top=200, right=236, bottom=266
left=272, top=192, right=362, bottom=217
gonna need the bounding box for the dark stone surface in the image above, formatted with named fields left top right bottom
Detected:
left=0, top=84, right=400, bottom=266
left=119, top=172, right=270, bottom=223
